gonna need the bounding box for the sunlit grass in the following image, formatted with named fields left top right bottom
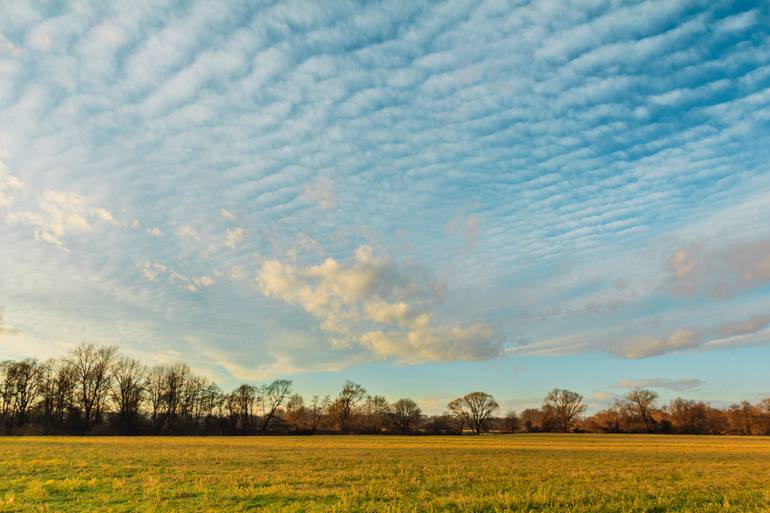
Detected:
left=1, top=434, right=769, bottom=512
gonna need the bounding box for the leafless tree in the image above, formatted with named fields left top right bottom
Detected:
left=308, top=395, right=330, bottom=433
left=145, top=365, right=166, bottom=432
left=65, top=344, right=117, bottom=432
left=726, top=401, right=755, bottom=435
left=543, top=388, right=587, bottom=432
left=284, top=393, right=307, bottom=432
left=447, top=391, right=499, bottom=434
left=390, top=398, right=422, bottom=434
left=618, top=389, right=658, bottom=433
left=333, top=381, right=366, bottom=433
left=361, top=395, right=389, bottom=433
left=230, top=384, right=257, bottom=430
left=111, top=357, right=146, bottom=434
left=0, top=359, right=40, bottom=432
left=503, top=410, right=519, bottom=433
left=258, top=379, right=292, bottom=433
left=161, top=362, right=191, bottom=430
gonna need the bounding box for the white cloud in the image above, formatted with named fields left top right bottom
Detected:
left=139, top=261, right=166, bottom=281
left=6, top=189, right=115, bottom=247
left=92, top=207, right=115, bottom=223
left=224, top=227, right=244, bottom=248
left=359, top=322, right=497, bottom=363
left=219, top=208, right=235, bottom=221
left=0, top=160, right=24, bottom=208
left=169, top=271, right=215, bottom=292
left=146, top=227, right=163, bottom=237
left=258, top=245, right=499, bottom=363
left=176, top=225, right=200, bottom=241
left=303, top=176, right=337, bottom=209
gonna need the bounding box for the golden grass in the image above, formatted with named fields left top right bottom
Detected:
left=1, top=434, right=769, bottom=512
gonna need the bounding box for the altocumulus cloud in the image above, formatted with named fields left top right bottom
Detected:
left=0, top=1, right=769, bottom=388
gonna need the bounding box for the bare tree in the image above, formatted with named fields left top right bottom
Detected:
left=543, top=388, right=587, bottom=432
left=726, top=401, right=755, bottom=435
left=284, top=394, right=307, bottom=432
left=66, top=344, right=117, bottom=432
left=333, top=381, right=366, bottom=433
left=447, top=391, right=499, bottom=434
left=230, top=384, right=257, bottom=431
left=111, top=357, right=146, bottom=434
left=258, top=379, right=292, bottom=433
left=0, top=359, right=40, bottom=432
left=619, top=389, right=658, bottom=433
left=161, top=363, right=191, bottom=431
left=390, top=398, right=422, bottom=434
left=503, top=410, right=519, bottom=433
left=361, top=395, right=389, bottom=433
left=145, top=365, right=166, bottom=432
left=308, top=395, right=330, bottom=433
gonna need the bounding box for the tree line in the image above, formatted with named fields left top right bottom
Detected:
left=1, top=344, right=769, bottom=436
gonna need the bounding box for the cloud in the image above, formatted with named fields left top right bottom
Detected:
left=719, top=314, right=770, bottom=338
left=139, top=261, right=167, bottom=281
left=176, top=225, right=200, bottom=241
left=1, top=1, right=770, bottom=384
left=224, top=227, right=243, bottom=249
left=6, top=189, right=114, bottom=247
left=359, top=323, right=498, bottom=363
left=229, top=266, right=247, bottom=282
left=616, top=378, right=704, bottom=392
left=303, top=176, right=337, bottom=210
left=0, top=160, right=24, bottom=208
left=612, top=328, right=701, bottom=359
left=447, top=213, right=480, bottom=252
left=139, top=261, right=214, bottom=292
left=169, top=272, right=215, bottom=293
left=667, top=239, right=770, bottom=297
left=258, top=245, right=499, bottom=363
left=93, top=208, right=115, bottom=223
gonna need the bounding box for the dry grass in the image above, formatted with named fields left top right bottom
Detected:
left=1, top=434, right=770, bottom=512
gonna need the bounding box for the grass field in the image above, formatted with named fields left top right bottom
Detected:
left=1, top=435, right=770, bottom=512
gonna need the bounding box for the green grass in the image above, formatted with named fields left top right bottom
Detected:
left=1, top=434, right=769, bottom=512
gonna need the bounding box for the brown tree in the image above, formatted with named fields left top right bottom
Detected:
left=390, top=398, right=422, bottom=434
left=447, top=391, right=499, bottom=434
left=543, top=388, right=587, bottom=432
left=618, top=389, right=658, bottom=433
left=308, top=395, right=330, bottom=433
left=284, top=393, right=307, bottom=432
left=332, top=381, right=366, bottom=433
left=502, top=410, right=519, bottom=433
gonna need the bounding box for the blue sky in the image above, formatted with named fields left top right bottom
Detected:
left=1, top=0, right=769, bottom=413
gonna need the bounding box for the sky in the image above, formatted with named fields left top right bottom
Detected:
left=1, top=0, right=770, bottom=414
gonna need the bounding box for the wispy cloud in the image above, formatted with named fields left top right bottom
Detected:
left=616, top=378, right=704, bottom=392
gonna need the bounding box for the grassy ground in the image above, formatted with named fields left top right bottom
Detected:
left=1, top=434, right=769, bottom=512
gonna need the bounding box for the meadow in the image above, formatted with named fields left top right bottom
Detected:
left=1, top=434, right=769, bottom=512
